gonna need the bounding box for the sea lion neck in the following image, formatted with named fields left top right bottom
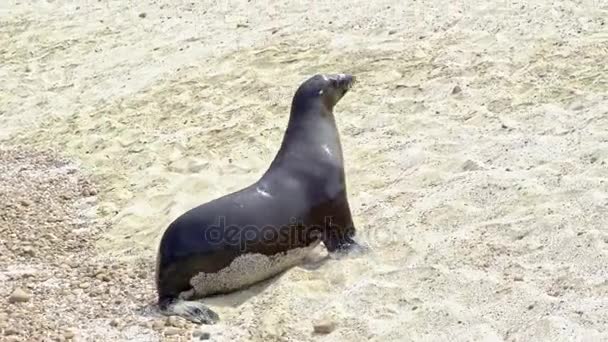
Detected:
left=263, top=100, right=345, bottom=178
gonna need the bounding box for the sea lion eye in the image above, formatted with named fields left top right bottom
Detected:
left=329, top=78, right=338, bottom=88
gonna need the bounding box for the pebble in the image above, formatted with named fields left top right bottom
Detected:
left=4, top=327, right=18, bottom=335
left=79, top=282, right=91, bottom=289
left=452, top=85, right=462, bottom=94
left=152, top=320, right=165, bottom=330
left=193, top=330, right=211, bottom=340
left=167, top=316, right=184, bottom=327
left=313, top=320, right=336, bottom=334
left=8, top=287, right=32, bottom=303
left=461, top=160, right=481, bottom=171
left=21, top=246, right=35, bottom=257
left=64, top=330, right=75, bottom=339
left=82, top=188, right=98, bottom=197
left=571, top=103, right=584, bottom=111
left=110, top=318, right=121, bottom=327
left=164, top=327, right=181, bottom=336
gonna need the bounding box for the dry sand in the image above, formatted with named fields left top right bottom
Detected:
left=1, top=0, right=608, bottom=341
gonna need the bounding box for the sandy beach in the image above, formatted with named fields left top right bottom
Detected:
left=1, top=0, right=608, bottom=341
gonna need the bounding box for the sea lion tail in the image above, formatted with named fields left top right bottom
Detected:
left=159, top=297, right=219, bottom=325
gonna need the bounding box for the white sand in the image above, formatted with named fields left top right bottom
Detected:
left=2, top=0, right=608, bottom=341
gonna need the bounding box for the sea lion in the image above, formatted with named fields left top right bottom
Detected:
left=155, top=73, right=361, bottom=324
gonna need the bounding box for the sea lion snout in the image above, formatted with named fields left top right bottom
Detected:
left=327, top=74, right=356, bottom=91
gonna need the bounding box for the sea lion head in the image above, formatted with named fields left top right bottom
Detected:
left=291, top=73, right=356, bottom=114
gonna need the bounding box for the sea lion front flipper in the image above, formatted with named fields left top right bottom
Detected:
left=159, top=298, right=219, bottom=325
left=328, top=240, right=370, bottom=260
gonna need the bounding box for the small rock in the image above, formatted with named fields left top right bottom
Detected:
left=461, top=160, right=481, bottom=171
left=164, top=327, right=181, bottom=336
left=451, top=85, right=462, bottom=94
left=8, top=287, right=32, bottom=303
left=110, top=318, right=120, bottom=327
left=20, top=199, right=32, bottom=207
left=64, top=330, right=75, bottom=339
left=313, top=320, right=336, bottom=334
left=139, top=12, right=147, bottom=18
left=194, top=331, right=211, bottom=340
left=388, top=29, right=397, bottom=35
left=21, top=246, right=35, bottom=257
left=4, top=327, right=18, bottom=335
left=44, top=233, right=59, bottom=241
left=167, top=316, right=181, bottom=327
left=79, top=282, right=91, bottom=289
left=571, top=104, right=584, bottom=111
left=514, top=276, right=524, bottom=281
left=96, top=273, right=111, bottom=282
left=152, top=320, right=165, bottom=330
